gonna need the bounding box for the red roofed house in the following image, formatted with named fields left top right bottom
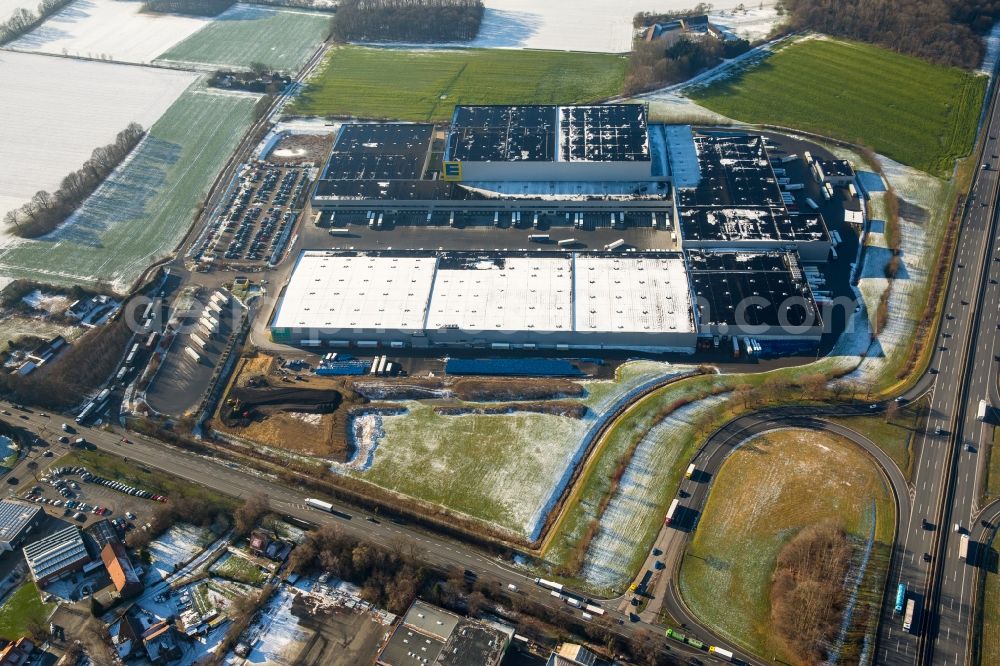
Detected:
left=101, top=541, right=143, bottom=598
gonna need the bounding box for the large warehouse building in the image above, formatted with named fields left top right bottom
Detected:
left=271, top=250, right=697, bottom=351
left=444, top=105, right=653, bottom=182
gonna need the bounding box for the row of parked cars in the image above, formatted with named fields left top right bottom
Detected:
left=48, top=465, right=168, bottom=502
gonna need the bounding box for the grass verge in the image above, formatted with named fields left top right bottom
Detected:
left=0, top=582, right=55, bottom=640
left=49, top=448, right=236, bottom=510
left=677, top=428, right=895, bottom=663
left=690, top=37, right=986, bottom=176
left=827, top=396, right=930, bottom=480
left=289, top=46, right=627, bottom=121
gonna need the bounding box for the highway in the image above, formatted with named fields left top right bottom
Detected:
left=871, top=79, right=1000, bottom=666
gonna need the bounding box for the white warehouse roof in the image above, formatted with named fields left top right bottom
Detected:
left=575, top=256, right=691, bottom=333
left=427, top=257, right=572, bottom=331
left=273, top=251, right=695, bottom=339
left=273, top=254, right=437, bottom=330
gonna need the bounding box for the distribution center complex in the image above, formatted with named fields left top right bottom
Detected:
left=277, top=103, right=860, bottom=353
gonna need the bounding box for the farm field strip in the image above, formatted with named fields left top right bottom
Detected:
left=689, top=37, right=987, bottom=176
left=156, top=4, right=332, bottom=72
left=8, top=0, right=210, bottom=64
left=0, top=50, right=197, bottom=226
left=289, top=46, right=627, bottom=121
left=0, top=87, right=259, bottom=290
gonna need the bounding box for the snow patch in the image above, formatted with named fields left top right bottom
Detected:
left=9, top=0, right=211, bottom=64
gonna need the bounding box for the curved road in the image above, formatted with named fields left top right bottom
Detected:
left=642, top=407, right=911, bottom=665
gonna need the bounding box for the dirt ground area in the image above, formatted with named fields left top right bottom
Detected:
left=49, top=603, right=116, bottom=663
left=213, top=352, right=592, bottom=460
left=266, top=133, right=333, bottom=166
left=290, top=594, right=388, bottom=665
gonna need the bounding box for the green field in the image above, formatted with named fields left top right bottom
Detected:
left=678, top=429, right=894, bottom=663
left=0, top=87, right=257, bottom=290
left=158, top=6, right=331, bottom=72
left=213, top=552, right=267, bottom=585
left=829, top=398, right=930, bottom=480
left=0, top=582, right=54, bottom=640
left=690, top=38, right=987, bottom=176
left=289, top=46, right=627, bottom=121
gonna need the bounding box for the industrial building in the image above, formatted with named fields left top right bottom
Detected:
left=270, top=250, right=698, bottom=352
left=811, top=157, right=856, bottom=186
left=22, top=525, right=90, bottom=586
left=0, top=500, right=43, bottom=553
left=287, top=106, right=857, bottom=356
left=377, top=600, right=511, bottom=666
left=687, top=249, right=823, bottom=346
left=676, top=133, right=832, bottom=261
left=444, top=105, right=652, bottom=182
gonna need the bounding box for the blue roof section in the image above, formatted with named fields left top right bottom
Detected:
left=664, top=124, right=700, bottom=188
left=445, top=358, right=584, bottom=376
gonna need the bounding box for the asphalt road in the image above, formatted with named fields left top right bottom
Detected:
left=638, top=406, right=911, bottom=666
left=0, top=403, right=719, bottom=665
left=872, top=84, right=1000, bottom=666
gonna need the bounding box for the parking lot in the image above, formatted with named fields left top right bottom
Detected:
left=202, top=162, right=310, bottom=270
left=17, top=461, right=166, bottom=531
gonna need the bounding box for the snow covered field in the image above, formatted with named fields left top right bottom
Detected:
left=581, top=395, right=726, bottom=589
left=348, top=361, right=693, bottom=540
left=455, top=0, right=777, bottom=53
left=143, top=523, right=215, bottom=584
left=0, top=0, right=33, bottom=21
left=0, top=51, right=196, bottom=226
left=9, top=0, right=210, bottom=63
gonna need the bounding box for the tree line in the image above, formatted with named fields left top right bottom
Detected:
left=625, top=34, right=751, bottom=95
left=141, top=0, right=235, bottom=17
left=332, top=0, right=484, bottom=43
left=3, top=123, right=145, bottom=239
left=0, top=0, right=72, bottom=44
left=779, top=0, right=1000, bottom=69
left=289, top=523, right=428, bottom=613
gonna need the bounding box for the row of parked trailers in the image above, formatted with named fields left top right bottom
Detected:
left=369, top=355, right=396, bottom=376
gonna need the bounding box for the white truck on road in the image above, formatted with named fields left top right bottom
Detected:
left=978, top=399, right=989, bottom=421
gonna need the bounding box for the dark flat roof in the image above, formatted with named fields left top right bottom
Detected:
left=815, top=158, right=855, bottom=178
left=681, top=133, right=784, bottom=208
left=686, top=250, right=819, bottom=328
left=445, top=105, right=650, bottom=164
left=559, top=105, right=648, bottom=163
left=447, top=106, right=557, bottom=163
left=323, top=123, right=433, bottom=180
left=679, top=207, right=829, bottom=243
